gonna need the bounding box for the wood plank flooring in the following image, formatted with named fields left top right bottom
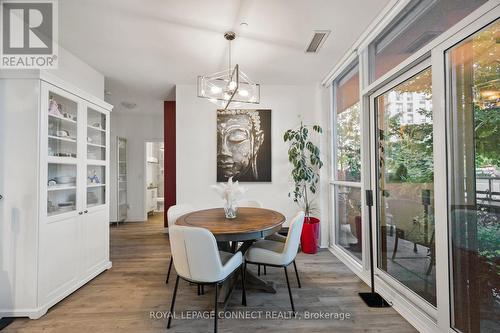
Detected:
left=4, top=213, right=417, bottom=333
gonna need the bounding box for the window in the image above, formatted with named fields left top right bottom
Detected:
left=375, top=67, right=436, bottom=306
left=332, top=62, right=362, bottom=261
left=335, top=64, right=361, bottom=182
left=371, top=0, right=487, bottom=82
left=447, top=19, right=499, bottom=333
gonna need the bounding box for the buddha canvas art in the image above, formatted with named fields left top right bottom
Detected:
left=217, top=109, right=272, bottom=182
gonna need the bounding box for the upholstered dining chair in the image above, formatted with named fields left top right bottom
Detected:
left=167, top=225, right=246, bottom=332
left=244, top=211, right=305, bottom=312
left=238, top=199, right=263, bottom=208
left=165, top=204, right=195, bottom=284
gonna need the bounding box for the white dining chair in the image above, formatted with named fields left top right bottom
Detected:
left=237, top=200, right=287, bottom=276
left=238, top=199, right=263, bottom=208
left=165, top=204, right=195, bottom=284
left=167, top=225, right=246, bottom=332
left=244, top=211, right=305, bottom=312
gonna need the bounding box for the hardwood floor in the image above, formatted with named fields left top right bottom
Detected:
left=4, top=213, right=417, bottom=333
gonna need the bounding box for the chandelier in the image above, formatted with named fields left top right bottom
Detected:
left=197, top=31, right=260, bottom=110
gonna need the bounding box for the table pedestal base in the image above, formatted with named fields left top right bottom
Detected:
left=217, top=241, right=277, bottom=306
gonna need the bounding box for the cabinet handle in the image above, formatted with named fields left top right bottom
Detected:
left=79, top=211, right=83, bottom=215
left=84, top=210, right=88, bottom=214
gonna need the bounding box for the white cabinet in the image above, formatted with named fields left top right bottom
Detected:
left=0, top=73, right=112, bottom=319
left=117, top=137, right=128, bottom=222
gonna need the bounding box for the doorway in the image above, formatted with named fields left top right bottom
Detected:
left=144, top=141, right=165, bottom=222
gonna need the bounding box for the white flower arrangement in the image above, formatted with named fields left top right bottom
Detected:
left=211, top=177, right=247, bottom=218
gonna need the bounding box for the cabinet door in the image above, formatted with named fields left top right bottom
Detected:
left=42, top=83, right=82, bottom=220
left=39, top=82, right=83, bottom=305
left=85, top=104, right=109, bottom=209
left=83, top=209, right=109, bottom=274
left=117, top=138, right=128, bottom=221
left=38, top=215, right=81, bottom=305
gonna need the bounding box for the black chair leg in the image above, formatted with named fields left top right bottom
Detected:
left=241, top=265, right=247, bottom=306
left=214, top=283, right=219, bottom=333
left=258, top=264, right=261, bottom=276
left=293, top=260, right=301, bottom=288
left=201, top=285, right=205, bottom=295
left=284, top=266, right=295, bottom=313
left=165, top=257, right=173, bottom=284
left=197, top=284, right=201, bottom=295
left=264, top=265, right=267, bottom=275
left=167, top=275, right=180, bottom=329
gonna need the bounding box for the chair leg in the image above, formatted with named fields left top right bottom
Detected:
left=264, top=265, right=267, bottom=275
left=197, top=284, right=201, bottom=295
left=284, top=266, right=295, bottom=313
left=293, top=260, right=301, bottom=288
left=241, top=265, right=247, bottom=306
left=167, top=275, right=180, bottom=329
left=258, top=264, right=261, bottom=276
left=201, top=285, right=205, bottom=295
left=214, top=283, right=219, bottom=333
left=165, top=257, right=173, bottom=284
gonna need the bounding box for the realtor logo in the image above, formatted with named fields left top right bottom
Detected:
left=0, top=0, right=58, bottom=68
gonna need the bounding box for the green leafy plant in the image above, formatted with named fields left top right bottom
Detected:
left=284, top=122, right=323, bottom=218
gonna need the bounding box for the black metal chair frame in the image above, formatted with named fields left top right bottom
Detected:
left=167, top=264, right=246, bottom=333
left=244, top=259, right=301, bottom=313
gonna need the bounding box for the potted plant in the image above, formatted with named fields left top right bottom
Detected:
left=284, top=122, right=323, bottom=254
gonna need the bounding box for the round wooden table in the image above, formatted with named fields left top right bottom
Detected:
left=175, top=207, right=285, bottom=242
left=175, top=207, right=286, bottom=305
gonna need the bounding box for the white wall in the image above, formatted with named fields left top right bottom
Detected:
left=109, top=113, right=163, bottom=222
left=47, top=46, right=105, bottom=99
left=176, top=84, right=329, bottom=245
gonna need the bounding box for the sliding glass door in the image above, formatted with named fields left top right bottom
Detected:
left=374, top=64, right=436, bottom=306
left=447, top=19, right=499, bottom=333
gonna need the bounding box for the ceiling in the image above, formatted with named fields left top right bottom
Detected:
left=58, top=0, right=390, bottom=113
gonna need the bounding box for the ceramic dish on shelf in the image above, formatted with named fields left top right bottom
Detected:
left=54, top=176, right=76, bottom=184
left=58, top=201, right=75, bottom=207
left=54, top=152, right=77, bottom=158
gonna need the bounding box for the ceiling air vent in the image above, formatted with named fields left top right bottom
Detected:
left=305, top=30, right=330, bottom=53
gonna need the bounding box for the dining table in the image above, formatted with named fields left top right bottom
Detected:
left=175, top=207, right=286, bottom=306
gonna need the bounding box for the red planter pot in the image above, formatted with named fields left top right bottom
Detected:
left=301, top=217, right=320, bottom=254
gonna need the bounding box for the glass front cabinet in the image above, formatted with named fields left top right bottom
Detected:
left=0, top=74, right=112, bottom=319
left=40, top=82, right=111, bottom=304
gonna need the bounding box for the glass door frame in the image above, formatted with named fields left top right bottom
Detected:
left=431, top=7, right=500, bottom=333
left=84, top=102, right=110, bottom=212
left=369, top=58, right=438, bottom=319
left=326, top=2, right=499, bottom=332
left=40, top=82, right=84, bottom=223
left=365, top=6, right=499, bottom=332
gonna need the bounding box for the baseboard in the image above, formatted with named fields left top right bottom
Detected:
left=327, top=246, right=439, bottom=333
left=0, top=261, right=112, bottom=320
